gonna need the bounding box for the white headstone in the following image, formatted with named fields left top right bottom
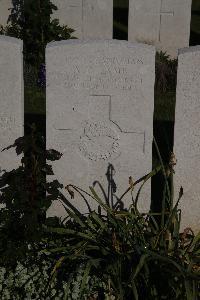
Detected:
left=51, top=0, right=113, bottom=39
left=174, top=46, right=200, bottom=233
left=128, top=0, right=192, bottom=58
left=46, top=40, right=155, bottom=217
left=0, top=0, right=12, bottom=26
left=0, top=36, right=24, bottom=173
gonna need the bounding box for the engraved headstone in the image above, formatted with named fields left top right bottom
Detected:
left=0, top=36, right=23, bottom=173
left=174, top=46, right=200, bottom=233
left=46, top=40, right=155, bottom=217
left=128, top=0, right=192, bottom=58
left=0, top=0, right=12, bottom=26
left=51, top=0, right=113, bottom=39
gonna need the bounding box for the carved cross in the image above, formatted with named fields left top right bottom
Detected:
left=55, top=94, right=147, bottom=162
left=68, top=0, right=84, bottom=37
left=158, top=0, right=174, bottom=41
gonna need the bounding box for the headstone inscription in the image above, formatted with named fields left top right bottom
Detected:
left=0, top=0, right=12, bottom=26
left=128, top=0, right=192, bottom=58
left=46, top=40, right=155, bottom=217
left=51, top=0, right=113, bottom=39
left=0, top=36, right=23, bottom=173
left=174, top=46, right=200, bottom=233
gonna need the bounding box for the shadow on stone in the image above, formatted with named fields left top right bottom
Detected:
left=92, top=163, right=125, bottom=211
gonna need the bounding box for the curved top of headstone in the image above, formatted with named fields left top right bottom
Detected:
left=46, top=39, right=155, bottom=53
left=0, top=35, right=23, bottom=46
left=178, top=45, right=200, bottom=55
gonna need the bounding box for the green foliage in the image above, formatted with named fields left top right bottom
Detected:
left=24, top=87, right=45, bottom=114
left=40, top=141, right=200, bottom=300
left=155, top=51, right=178, bottom=94
left=0, top=257, right=53, bottom=299
left=0, top=0, right=75, bottom=68
left=0, top=258, right=109, bottom=299
left=0, top=125, right=63, bottom=266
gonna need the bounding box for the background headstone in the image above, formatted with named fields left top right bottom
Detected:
left=0, top=0, right=12, bottom=26
left=46, top=39, right=155, bottom=218
left=0, top=36, right=24, bottom=173
left=128, top=0, right=192, bottom=58
left=174, top=46, right=200, bottom=233
left=51, top=0, right=113, bottom=39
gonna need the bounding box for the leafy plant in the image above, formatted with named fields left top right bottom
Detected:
left=41, top=140, right=200, bottom=300
left=155, top=51, right=178, bottom=93
left=0, top=124, right=63, bottom=266
left=0, top=0, right=75, bottom=68
left=0, top=256, right=53, bottom=299
left=0, top=257, right=108, bottom=299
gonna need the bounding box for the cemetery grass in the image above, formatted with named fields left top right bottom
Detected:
left=191, top=11, right=200, bottom=35
left=190, top=0, right=200, bottom=45
left=154, top=92, right=175, bottom=122
left=25, top=86, right=45, bottom=115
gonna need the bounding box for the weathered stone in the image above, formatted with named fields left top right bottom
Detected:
left=174, top=46, right=200, bottom=233
left=46, top=40, right=155, bottom=217
left=51, top=0, right=113, bottom=39
left=0, top=0, right=12, bottom=26
left=0, top=36, right=23, bottom=173
left=128, top=0, right=192, bottom=58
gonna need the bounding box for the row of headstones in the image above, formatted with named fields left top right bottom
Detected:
left=0, top=0, right=192, bottom=58
left=0, top=35, right=200, bottom=232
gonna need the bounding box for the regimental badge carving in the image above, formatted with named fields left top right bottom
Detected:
left=79, top=121, right=120, bottom=161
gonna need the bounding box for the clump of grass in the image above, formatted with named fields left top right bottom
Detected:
left=155, top=51, right=178, bottom=94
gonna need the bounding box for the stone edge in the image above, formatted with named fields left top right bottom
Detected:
left=178, top=45, right=200, bottom=56
left=0, top=35, right=23, bottom=48
left=46, top=39, right=155, bottom=53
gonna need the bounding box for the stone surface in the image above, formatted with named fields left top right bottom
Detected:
left=0, top=36, right=23, bottom=173
left=174, top=46, right=200, bottom=233
left=128, top=0, right=192, bottom=58
left=51, top=0, right=113, bottom=39
left=0, top=0, right=12, bottom=26
left=46, top=40, right=155, bottom=217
